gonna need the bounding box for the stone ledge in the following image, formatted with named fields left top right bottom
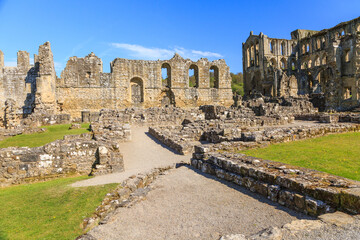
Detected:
left=191, top=151, right=360, bottom=215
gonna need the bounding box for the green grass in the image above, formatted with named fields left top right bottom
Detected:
left=0, top=123, right=90, bottom=148
left=0, top=176, right=117, bottom=240
left=242, top=132, right=360, bottom=181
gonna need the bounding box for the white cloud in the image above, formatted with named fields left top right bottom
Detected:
left=191, top=50, right=223, bottom=58
left=110, top=43, right=223, bottom=60
left=110, top=43, right=173, bottom=59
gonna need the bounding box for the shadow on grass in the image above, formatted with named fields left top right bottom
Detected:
left=183, top=164, right=315, bottom=220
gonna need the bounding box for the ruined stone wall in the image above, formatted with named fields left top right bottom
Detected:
left=0, top=133, right=124, bottom=187
left=55, top=53, right=233, bottom=118
left=56, top=53, right=115, bottom=117
left=0, top=50, right=36, bottom=118
left=243, top=16, right=360, bottom=111
left=0, top=42, right=232, bottom=124
left=192, top=149, right=360, bottom=215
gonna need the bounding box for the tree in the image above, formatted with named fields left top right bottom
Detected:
left=230, top=72, right=244, bottom=96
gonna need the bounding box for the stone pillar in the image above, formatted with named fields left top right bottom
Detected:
left=35, top=42, right=57, bottom=114
left=17, top=51, right=30, bottom=71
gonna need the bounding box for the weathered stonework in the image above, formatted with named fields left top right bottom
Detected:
left=0, top=133, right=124, bottom=187
left=243, top=16, right=360, bottom=111
left=0, top=42, right=233, bottom=125
left=191, top=150, right=360, bottom=215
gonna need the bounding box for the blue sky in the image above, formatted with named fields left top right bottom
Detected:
left=0, top=0, right=359, bottom=76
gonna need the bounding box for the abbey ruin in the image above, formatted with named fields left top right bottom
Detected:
left=2, top=15, right=360, bottom=240
left=0, top=42, right=233, bottom=126
left=243, top=16, right=360, bottom=111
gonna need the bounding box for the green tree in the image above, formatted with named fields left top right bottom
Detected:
left=230, top=72, right=244, bottom=96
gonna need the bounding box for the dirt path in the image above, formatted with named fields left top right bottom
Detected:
left=86, top=166, right=312, bottom=240
left=71, top=126, right=189, bottom=187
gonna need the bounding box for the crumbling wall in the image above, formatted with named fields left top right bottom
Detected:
left=0, top=133, right=124, bottom=187
left=192, top=148, right=360, bottom=215
left=56, top=53, right=233, bottom=118
left=243, top=16, right=360, bottom=111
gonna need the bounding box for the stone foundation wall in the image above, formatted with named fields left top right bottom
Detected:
left=191, top=148, right=360, bottom=215
left=90, top=107, right=205, bottom=126
left=0, top=133, right=124, bottom=187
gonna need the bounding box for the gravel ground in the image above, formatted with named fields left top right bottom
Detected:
left=72, top=126, right=189, bottom=187
left=279, top=216, right=360, bottom=240
left=86, top=166, right=312, bottom=240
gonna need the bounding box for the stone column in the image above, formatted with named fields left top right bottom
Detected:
left=35, top=42, right=57, bottom=114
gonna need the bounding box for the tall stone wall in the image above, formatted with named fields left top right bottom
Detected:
left=0, top=43, right=233, bottom=121
left=56, top=53, right=233, bottom=118
left=243, top=16, right=360, bottom=111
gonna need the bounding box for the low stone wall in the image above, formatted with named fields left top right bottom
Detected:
left=22, top=113, right=72, bottom=128
left=149, top=121, right=360, bottom=155
left=91, top=122, right=131, bottom=143
left=86, top=107, right=205, bottom=126
left=148, top=127, right=193, bottom=155
left=0, top=133, right=124, bottom=187
left=191, top=148, right=360, bottom=216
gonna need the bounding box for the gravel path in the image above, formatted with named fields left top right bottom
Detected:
left=86, top=166, right=312, bottom=240
left=72, top=126, right=189, bottom=187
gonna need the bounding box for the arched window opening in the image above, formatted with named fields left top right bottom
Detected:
left=291, top=60, right=296, bottom=71
left=308, top=73, right=314, bottom=92
left=281, top=42, right=285, bottom=56
left=306, top=43, right=310, bottom=53
left=247, top=47, right=251, bottom=68
left=270, top=40, right=275, bottom=54
left=316, top=39, right=321, bottom=49
left=314, top=56, right=320, bottom=66
left=255, top=42, right=259, bottom=66
left=270, top=58, right=277, bottom=68
left=308, top=59, right=312, bottom=68
left=357, top=24, right=360, bottom=32
left=321, top=37, right=326, bottom=49
left=281, top=59, right=287, bottom=70
left=292, top=43, right=296, bottom=54
left=130, top=77, right=144, bottom=104
left=301, top=62, right=307, bottom=70
left=161, top=63, right=171, bottom=88
left=250, top=45, right=255, bottom=66
left=341, top=30, right=345, bottom=36
left=189, top=64, right=199, bottom=88
left=302, top=44, right=306, bottom=54
left=344, top=49, right=350, bottom=62
left=210, top=66, right=219, bottom=88
left=317, top=70, right=326, bottom=84
left=344, top=87, right=352, bottom=100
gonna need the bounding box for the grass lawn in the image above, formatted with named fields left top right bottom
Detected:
left=0, top=176, right=117, bottom=240
left=0, top=123, right=90, bottom=148
left=242, top=132, right=360, bottom=181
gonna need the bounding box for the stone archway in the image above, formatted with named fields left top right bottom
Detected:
left=130, top=77, right=144, bottom=104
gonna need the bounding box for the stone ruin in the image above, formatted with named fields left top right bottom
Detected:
left=0, top=42, right=233, bottom=128
left=1, top=17, right=360, bottom=233
left=243, top=16, right=360, bottom=111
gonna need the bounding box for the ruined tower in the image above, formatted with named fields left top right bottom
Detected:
left=243, top=16, right=360, bottom=111
left=34, top=42, right=57, bottom=113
